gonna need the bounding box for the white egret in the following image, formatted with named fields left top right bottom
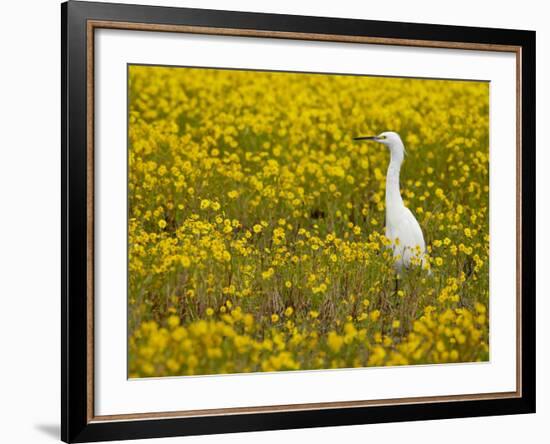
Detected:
left=354, top=131, right=429, bottom=272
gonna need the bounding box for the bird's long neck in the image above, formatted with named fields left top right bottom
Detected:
left=385, top=152, right=404, bottom=211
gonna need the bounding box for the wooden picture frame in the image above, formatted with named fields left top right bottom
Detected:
left=62, top=1, right=536, bottom=442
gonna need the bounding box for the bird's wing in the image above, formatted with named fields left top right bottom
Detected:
left=395, top=207, right=426, bottom=251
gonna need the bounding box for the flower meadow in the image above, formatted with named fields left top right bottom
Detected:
left=127, top=65, right=490, bottom=378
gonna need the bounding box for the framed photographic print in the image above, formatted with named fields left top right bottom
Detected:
left=61, top=1, right=536, bottom=442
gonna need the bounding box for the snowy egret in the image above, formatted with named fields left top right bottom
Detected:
left=354, top=131, right=428, bottom=272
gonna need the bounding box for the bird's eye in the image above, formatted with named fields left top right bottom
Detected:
left=378, top=135, right=387, bottom=140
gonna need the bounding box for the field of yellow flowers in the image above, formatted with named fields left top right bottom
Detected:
left=127, top=65, right=489, bottom=378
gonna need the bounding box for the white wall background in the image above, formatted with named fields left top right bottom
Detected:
left=0, top=0, right=546, bottom=443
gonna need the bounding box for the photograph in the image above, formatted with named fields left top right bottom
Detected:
left=57, top=1, right=536, bottom=441
left=127, top=65, right=490, bottom=378
left=0, top=0, right=543, bottom=440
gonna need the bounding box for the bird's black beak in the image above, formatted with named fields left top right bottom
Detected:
left=353, top=136, right=378, bottom=141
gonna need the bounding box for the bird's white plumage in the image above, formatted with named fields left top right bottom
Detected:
left=386, top=206, right=426, bottom=270
left=356, top=131, right=428, bottom=271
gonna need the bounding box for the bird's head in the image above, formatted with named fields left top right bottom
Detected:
left=353, top=131, right=406, bottom=161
